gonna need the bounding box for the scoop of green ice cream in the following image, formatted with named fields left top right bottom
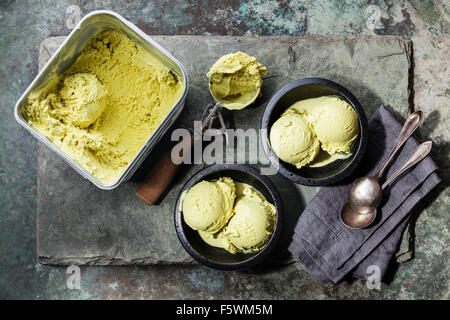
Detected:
left=198, top=230, right=236, bottom=253
left=182, top=177, right=235, bottom=233
left=59, top=73, right=108, bottom=128
left=223, top=195, right=276, bottom=253
left=207, top=52, right=267, bottom=110
left=269, top=113, right=320, bottom=168
left=188, top=180, right=276, bottom=254
left=288, top=96, right=359, bottom=155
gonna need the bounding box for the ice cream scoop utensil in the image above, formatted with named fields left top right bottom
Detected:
left=347, top=111, right=423, bottom=214
left=341, top=140, right=432, bottom=229
left=202, top=74, right=275, bottom=141
left=200, top=102, right=229, bottom=145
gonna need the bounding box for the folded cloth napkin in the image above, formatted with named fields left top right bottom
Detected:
left=288, top=106, right=441, bottom=284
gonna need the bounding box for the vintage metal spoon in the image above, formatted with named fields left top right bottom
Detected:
left=348, top=111, right=423, bottom=214
left=341, top=140, right=432, bottom=229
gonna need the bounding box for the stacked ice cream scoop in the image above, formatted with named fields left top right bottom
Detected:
left=181, top=177, right=276, bottom=254
left=270, top=96, right=360, bottom=168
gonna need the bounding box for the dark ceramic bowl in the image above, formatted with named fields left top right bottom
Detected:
left=261, top=78, right=368, bottom=186
left=174, top=164, right=283, bottom=270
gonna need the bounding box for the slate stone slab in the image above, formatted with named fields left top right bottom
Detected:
left=37, top=35, right=411, bottom=265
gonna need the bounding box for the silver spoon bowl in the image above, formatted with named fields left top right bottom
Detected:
left=341, top=140, right=432, bottom=229
left=347, top=111, right=423, bottom=214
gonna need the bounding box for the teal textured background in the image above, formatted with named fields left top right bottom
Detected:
left=0, top=0, right=448, bottom=299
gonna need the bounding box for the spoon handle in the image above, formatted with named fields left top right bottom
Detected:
left=381, top=141, right=432, bottom=190
left=375, top=110, right=423, bottom=179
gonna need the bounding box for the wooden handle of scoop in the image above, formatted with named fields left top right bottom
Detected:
left=136, top=136, right=194, bottom=205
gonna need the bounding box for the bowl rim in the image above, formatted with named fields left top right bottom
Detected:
left=261, top=77, right=369, bottom=186
left=174, top=163, right=283, bottom=270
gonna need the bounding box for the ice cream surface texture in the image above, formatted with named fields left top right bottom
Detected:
left=269, top=113, right=321, bottom=169
left=224, top=184, right=276, bottom=253
left=207, top=52, right=267, bottom=110
left=58, top=73, right=108, bottom=128
left=24, top=31, right=183, bottom=185
left=288, top=96, right=359, bottom=155
left=270, top=96, right=359, bottom=168
left=182, top=177, right=236, bottom=233
left=182, top=178, right=276, bottom=254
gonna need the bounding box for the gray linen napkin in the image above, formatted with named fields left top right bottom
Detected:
left=288, top=106, right=441, bottom=284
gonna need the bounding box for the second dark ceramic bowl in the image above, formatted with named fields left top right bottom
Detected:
left=174, top=164, right=283, bottom=271
left=261, top=78, right=369, bottom=186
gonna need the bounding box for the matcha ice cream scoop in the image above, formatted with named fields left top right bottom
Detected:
left=198, top=230, right=234, bottom=253
left=270, top=95, right=359, bottom=168
left=289, top=96, right=359, bottom=155
left=59, top=73, right=108, bottom=128
left=308, top=98, right=359, bottom=155
left=224, top=192, right=276, bottom=253
left=182, top=178, right=276, bottom=254
left=269, top=113, right=321, bottom=168
left=207, top=52, right=267, bottom=110
left=182, top=177, right=235, bottom=233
